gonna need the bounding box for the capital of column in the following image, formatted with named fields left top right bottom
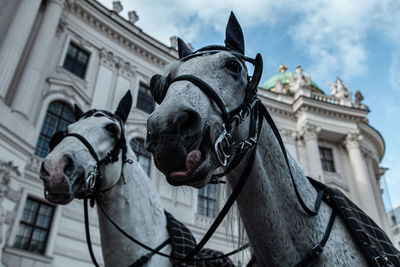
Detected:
left=301, top=123, right=321, bottom=141
left=99, top=48, right=118, bottom=68
left=344, top=132, right=363, bottom=150
left=279, top=128, right=297, bottom=144
left=48, top=0, right=66, bottom=8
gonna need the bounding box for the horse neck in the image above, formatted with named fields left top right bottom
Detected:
left=227, top=116, right=319, bottom=265
left=96, top=148, right=170, bottom=266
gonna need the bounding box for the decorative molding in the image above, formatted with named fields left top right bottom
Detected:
left=70, top=3, right=169, bottom=67
left=300, top=123, right=321, bottom=141
left=45, top=76, right=91, bottom=105
left=295, top=105, right=366, bottom=122
left=279, top=128, right=296, bottom=144
left=344, top=132, right=363, bottom=150
left=56, top=17, right=68, bottom=37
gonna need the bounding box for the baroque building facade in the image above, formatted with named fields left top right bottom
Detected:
left=0, top=0, right=391, bottom=266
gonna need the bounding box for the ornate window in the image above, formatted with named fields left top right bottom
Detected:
left=13, top=198, right=55, bottom=254
left=319, top=147, right=335, bottom=172
left=130, top=138, right=151, bottom=175
left=63, top=43, right=90, bottom=79
left=136, top=83, right=154, bottom=113
left=198, top=184, right=217, bottom=217
left=35, top=101, right=74, bottom=158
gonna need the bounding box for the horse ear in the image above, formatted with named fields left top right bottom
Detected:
left=115, top=90, right=132, bottom=123
left=74, top=104, right=84, bottom=120
left=178, top=37, right=193, bottom=59
left=224, top=12, right=245, bottom=55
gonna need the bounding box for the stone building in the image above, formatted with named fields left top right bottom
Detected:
left=0, top=0, right=391, bottom=266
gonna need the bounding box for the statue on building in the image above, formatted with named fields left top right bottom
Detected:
left=354, top=90, right=364, bottom=108
left=290, top=65, right=311, bottom=92
left=329, top=77, right=351, bottom=101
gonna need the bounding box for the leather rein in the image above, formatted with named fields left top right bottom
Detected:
left=154, top=46, right=337, bottom=266
left=48, top=112, right=249, bottom=266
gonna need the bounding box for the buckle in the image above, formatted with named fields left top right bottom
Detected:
left=239, top=137, right=257, bottom=153
left=311, top=244, right=323, bottom=256
left=85, top=166, right=98, bottom=194
left=214, top=125, right=232, bottom=167
left=374, top=255, right=390, bottom=266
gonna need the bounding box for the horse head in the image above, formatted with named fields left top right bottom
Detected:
left=40, top=91, right=132, bottom=204
left=146, top=12, right=262, bottom=187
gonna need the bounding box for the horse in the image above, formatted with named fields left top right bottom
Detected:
left=145, top=13, right=371, bottom=266
left=39, top=91, right=237, bottom=267
left=39, top=92, right=172, bottom=266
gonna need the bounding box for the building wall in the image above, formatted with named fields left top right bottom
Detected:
left=0, top=0, right=391, bottom=266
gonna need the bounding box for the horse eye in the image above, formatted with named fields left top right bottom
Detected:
left=105, top=123, right=119, bottom=136
left=226, top=60, right=241, bottom=73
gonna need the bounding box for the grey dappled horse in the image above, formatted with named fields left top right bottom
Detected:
left=40, top=92, right=172, bottom=266
left=146, top=13, right=368, bottom=266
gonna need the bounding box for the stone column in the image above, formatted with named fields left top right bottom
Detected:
left=11, top=0, right=65, bottom=119
left=0, top=0, right=42, bottom=100
left=302, top=123, right=324, bottom=181
left=344, top=133, right=380, bottom=221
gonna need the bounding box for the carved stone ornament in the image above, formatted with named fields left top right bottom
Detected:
left=344, top=132, right=363, bottom=149
left=300, top=123, right=321, bottom=140
left=112, top=1, right=123, bottom=13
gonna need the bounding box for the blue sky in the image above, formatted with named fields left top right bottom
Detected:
left=99, top=0, right=400, bottom=209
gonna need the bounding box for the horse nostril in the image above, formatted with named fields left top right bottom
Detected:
left=40, top=163, right=50, bottom=180
left=173, top=109, right=201, bottom=134
left=63, top=154, right=74, bottom=175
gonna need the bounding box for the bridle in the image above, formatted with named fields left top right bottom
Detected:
left=150, top=46, right=337, bottom=266
left=47, top=110, right=250, bottom=266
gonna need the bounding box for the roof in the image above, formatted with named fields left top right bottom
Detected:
left=260, top=68, right=325, bottom=95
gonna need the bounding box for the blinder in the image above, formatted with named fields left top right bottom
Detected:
left=149, top=46, right=263, bottom=168
left=49, top=130, right=67, bottom=151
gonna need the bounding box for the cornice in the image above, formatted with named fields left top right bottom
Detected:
left=70, top=1, right=175, bottom=68
left=359, top=123, right=385, bottom=161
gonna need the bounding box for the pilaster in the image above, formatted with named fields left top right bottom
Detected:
left=11, top=0, right=66, bottom=120
left=344, top=133, right=380, bottom=222
left=0, top=0, right=42, bottom=100
left=301, top=123, right=324, bottom=180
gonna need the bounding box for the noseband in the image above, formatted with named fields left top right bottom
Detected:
left=150, top=47, right=334, bottom=265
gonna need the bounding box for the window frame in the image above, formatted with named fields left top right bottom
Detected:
left=136, top=83, right=155, bottom=113
left=13, top=197, right=55, bottom=255
left=319, top=146, right=336, bottom=172
left=130, top=138, right=152, bottom=175
left=62, top=42, right=90, bottom=79
left=34, top=101, right=75, bottom=158
left=197, top=184, right=218, bottom=218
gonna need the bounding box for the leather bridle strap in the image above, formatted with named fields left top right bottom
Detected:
left=181, top=102, right=263, bottom=263
left=169, top=75, right=231, bottom=124
left=84, top=198, right=100, bottom=267
left=259, top=105, right=325, bottom=216
left=295, top=210, right=336, bottom=267
left=97, top=199, right=250, bottom=262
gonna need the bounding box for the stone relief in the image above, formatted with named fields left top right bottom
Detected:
left=0, top=161, right=20, bottom=262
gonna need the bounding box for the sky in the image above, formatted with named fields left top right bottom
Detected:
left=99, top=0, right=400, bottom=210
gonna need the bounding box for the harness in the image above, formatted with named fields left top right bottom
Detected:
left=48, top=110, right=248, bottom=266
left=150, top=46, right=339, bottom=266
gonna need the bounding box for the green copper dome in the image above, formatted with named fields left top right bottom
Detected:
left=260, top=65, right=325, bottom=95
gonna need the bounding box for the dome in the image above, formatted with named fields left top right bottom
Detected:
left=260, top=65, right=325, bottom=95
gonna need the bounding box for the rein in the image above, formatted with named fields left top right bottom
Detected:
left=48, top=112, right=250, bottom=266
left=154, top=46, right=336, bottom=265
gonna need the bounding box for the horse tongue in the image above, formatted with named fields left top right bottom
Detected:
left=170, top=150, right=202, bottom=178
